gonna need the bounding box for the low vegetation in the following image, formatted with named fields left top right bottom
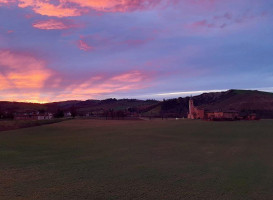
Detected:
left=0, top=119, right=66, bottom=132
left=0, top=119, right=272, bottom=199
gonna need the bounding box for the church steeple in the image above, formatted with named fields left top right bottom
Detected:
left=188, top=98, right=195, bottom=119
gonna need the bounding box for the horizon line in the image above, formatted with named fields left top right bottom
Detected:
left=1, top=87, right=273, bottom=104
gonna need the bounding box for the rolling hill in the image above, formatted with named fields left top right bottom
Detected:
left=1, top=89, right=273, bottom=118
left=158, top=89, right=273, bottom=118
left=0, top=99, right=160, bottom=117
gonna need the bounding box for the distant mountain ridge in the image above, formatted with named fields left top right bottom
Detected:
left=1, top=89, right=273, bottom=118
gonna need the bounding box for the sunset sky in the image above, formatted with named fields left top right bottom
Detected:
left=0, top=0, right=272, bottom=103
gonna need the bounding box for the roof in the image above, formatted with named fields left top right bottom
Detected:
left=205, top=110, right=239, bottom=113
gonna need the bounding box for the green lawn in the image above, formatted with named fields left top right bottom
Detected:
left=0, top=119, right=273, bottom=200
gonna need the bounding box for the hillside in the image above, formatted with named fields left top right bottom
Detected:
left=45, top=99, right=159, bottom=114
left=0, top=99, right=159, bottom=117
left=0, top=101, right=45, bottom=112
left=1, top=89, right=273, bottom=118
left=158, top=90, right=273, bottom=118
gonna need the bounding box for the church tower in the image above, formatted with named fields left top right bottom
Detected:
left=188, top=98, right=195, bottom=119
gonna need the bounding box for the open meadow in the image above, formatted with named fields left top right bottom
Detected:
left=0, top=119, right=66, bottom=132
left=0, top=119, right=273, bottom=200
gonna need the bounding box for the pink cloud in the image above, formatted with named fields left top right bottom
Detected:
left=0, top=0, right=270, bottom=20
left=7, top=30, right=14, bottom=34
left=0, top=49, right=52, bottom=90
left=18, top=0, right=83, bottom=17
left=191, top=20, right=216, bottom=29
left=76, top=33, right=155, bottom=52
left=65, top=0, right=160, bottom=12
left=0, top=0, right=9, bottom=3
left=77, top=39, right=93, bottom=51
left=54, top=70, right=152, bottom=101
left=0, top=50, right=155, bottom=102
left=0, top=0, right=162, bottom=17
left=111, top=71, right=147, bottom=83
left=33, top=19, right=76, bottom=30
left=0, top=0, right=15, bottom=5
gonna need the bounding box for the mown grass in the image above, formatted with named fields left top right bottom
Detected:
left=0, top=119, right=273, bottom=200
left=0, top=119, right=66, bottom=132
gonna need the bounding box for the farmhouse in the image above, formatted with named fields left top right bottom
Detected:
left=64, top=112, right=72, bottom=118
left=38, top=113, right=54, bottom=120
left=14, top=112, right=53, bottom=120
left=205, top=111, right=239, bottom=121
left=188, top=98, right=239, bottom=120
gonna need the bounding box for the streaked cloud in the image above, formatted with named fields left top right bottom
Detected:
left=153, top=87, right=273, bottom=99
left=111, top=71, right=147, bottom=83
left=53, top=70, right=152, bottom=101
left=0, top=55, right=154, bottom=101
left=64, top=0, right=160, bottom=12
left=156, top=89, right=228, bottom=97
left=0, top=0, right=272, bottom=102
left=33, top=19, right=76, bottom=30
left=76, top=33, right=155, bottom=52
left=189, top=11, right=268, bottom=31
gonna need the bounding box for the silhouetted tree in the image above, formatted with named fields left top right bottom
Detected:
left=117, top=110, right=126, bottom=120
left=54, top=109, right=64, bottom=118
left=70, top=105, right=77, bottom=118
left=109, top=109, right=115, bottom=119
left=39, top=109, right=46, bottom=114
left=103, top=110, right=109, bottom=120
left=0, top=105, right=3, bottom=119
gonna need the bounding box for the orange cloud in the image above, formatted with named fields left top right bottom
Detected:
left=63, top=0, right=125, bottom=12
left=0, top=67, right=153, bottom=102
left=0, top=50, right=52, bottom=89
left=66, top=0, right=160, bottom=12
left=0, top=74, right=9, bottom=90
left=0, top=91, right=51, bottom=103
left=11, top=0, right=159, bottom=17
left=111, top=71, right=146, bottom=83
left=18, top=0, right=81, bottom=17
left=53, top=70, right=150, bottom=101
left=33, top=19, right=76, bottom=30
left=0, top=49, right=153, bottom=102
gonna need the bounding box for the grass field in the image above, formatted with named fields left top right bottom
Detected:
left=0, top=119, right=273, bottom=200
left=0, top=119, right=66, bottom=132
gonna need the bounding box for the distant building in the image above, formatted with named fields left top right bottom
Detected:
left=246, top=113, right=259, bottom=120
left=205, top=111, right=239, bottom=121
left=188, top=98, right=205, bottom=119
left=37, top=113, right=53, bottom=120
left=64, top=112, right=72, bottom=118
left=14, top=111, right=53, bottom=120
left=188, top=99, right=239, bottom=121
